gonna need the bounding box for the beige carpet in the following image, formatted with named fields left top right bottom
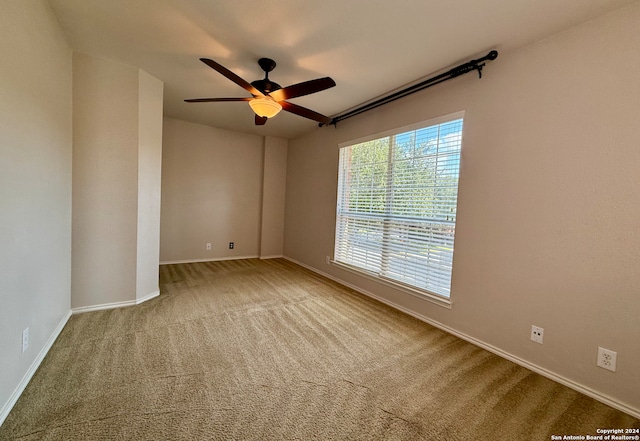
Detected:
left=1, top=258, right=637, bottom=440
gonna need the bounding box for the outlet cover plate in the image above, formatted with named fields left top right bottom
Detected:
left=22, top=327, right=29, bottom=353
left=531, top=325, right=544, bottom=344
left=597, top=347, right=617, bottom=372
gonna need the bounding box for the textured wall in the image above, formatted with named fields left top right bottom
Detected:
left=0, top=0, right=72, bottom=420
left=72, top=53, right=139, bottom=308
left=160, top=117, right=264, bottom=262
left=260, top=136, right=288, bottom=258
left=284, top=4, right=640, bottom=413
left=72, top=54, right=164, bottom=308
left=136, top=70, right=164, bottom=301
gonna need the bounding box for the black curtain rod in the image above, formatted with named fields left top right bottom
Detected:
left=324, top=50, right=498, bottom=127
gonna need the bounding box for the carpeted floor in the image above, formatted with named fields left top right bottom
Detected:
left=1, top=258, right=638, bottom=440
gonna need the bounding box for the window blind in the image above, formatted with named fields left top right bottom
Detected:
left=334, top=116, right=463, bottom=298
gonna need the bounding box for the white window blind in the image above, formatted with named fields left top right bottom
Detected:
left=334, top=115, right=463, bottom=298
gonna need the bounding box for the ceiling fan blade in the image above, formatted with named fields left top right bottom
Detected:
left=281, top=101, right=332, bottom=124
left=199, top=58, right=264, bottom=97
left=269, top=77, right=336, bottom=102
left=184, top=97, right=252, bottom=102
left=255, top=115, right=268, bottom=126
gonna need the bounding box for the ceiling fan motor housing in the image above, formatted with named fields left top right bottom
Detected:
left=252, top=58, right=281, bottom=94
left=251, top=79, right=281, bottom=94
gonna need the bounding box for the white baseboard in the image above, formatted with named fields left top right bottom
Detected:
left=0, top=310, right=72, bottom=427
left=259, top=255, right=284, bottom=260
left=136, top=290, right=159, bottom=305
left=72, top=290, right=159, bottom=315
left=283, top=256, right=640, bottom=420
left=159, top=255, right=259, bottom=265
left=1, top=289, right=160, bottom=425
left=72, top=299, right=136, bottom=314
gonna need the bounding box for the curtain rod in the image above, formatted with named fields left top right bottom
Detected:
left=324, top=50, right=498, bottom=127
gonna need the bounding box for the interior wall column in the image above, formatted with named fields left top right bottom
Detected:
left=72, top=53, right=163, bottom=309
left=259, top=136, right=288, bottom=259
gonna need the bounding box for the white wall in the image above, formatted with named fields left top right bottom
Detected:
left=72, top=53, right=140, bottom=308
left=160, top=120, right=289, bottom=263
left=260, top=136, right=288, bottom=258
left=72, top=53, right=164, bottom=309
left=284, top=4, right=640, bottom=415
left=0, top=1, right=72, bottom=421
left=160, top=117, right=265, bottom=262
left=136, top=70, right=164, bottom=302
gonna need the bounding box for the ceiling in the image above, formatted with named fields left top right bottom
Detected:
left=48, top=0, right=631, bottom=139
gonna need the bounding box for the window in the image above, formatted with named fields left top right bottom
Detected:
left=334, top=112, right=464, bottom=300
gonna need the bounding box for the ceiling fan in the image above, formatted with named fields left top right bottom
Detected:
left=185, top=57, right=336, bottom=126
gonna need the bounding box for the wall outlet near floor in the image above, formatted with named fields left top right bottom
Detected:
left=22, top=327, right=29, bottom=353
left=206, top=243, right=211, bottom=250
left=597, top=347, right=617, bottom=372
left=229, top=242, right=234, bottom=249
left=325, top=255, right=330, bottom=264
left=531, top=325, right=544, bottom=344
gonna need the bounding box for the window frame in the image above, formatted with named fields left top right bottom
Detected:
left=332, top=111, right=465, bottom=308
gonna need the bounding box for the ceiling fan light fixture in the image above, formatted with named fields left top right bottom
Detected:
left=249, top=96, right=282, bottom=118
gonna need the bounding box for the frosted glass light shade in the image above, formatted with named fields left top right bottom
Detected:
left=248, top=97, right=282, bottom=118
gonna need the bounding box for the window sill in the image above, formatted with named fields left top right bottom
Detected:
left=331, top=260, right=453, bottom=310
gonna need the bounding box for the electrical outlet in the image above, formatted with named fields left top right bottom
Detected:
left=325, top=255, right=330, bottom=264
left=597, top=347, right=617, bottom=372
left=229, top=242, right=234, bottom=249
left=206, top=243, right=211, bottom=250
left=531, top=325, right=544, bottom=344
left=22, top=327, right=29, bottom=353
